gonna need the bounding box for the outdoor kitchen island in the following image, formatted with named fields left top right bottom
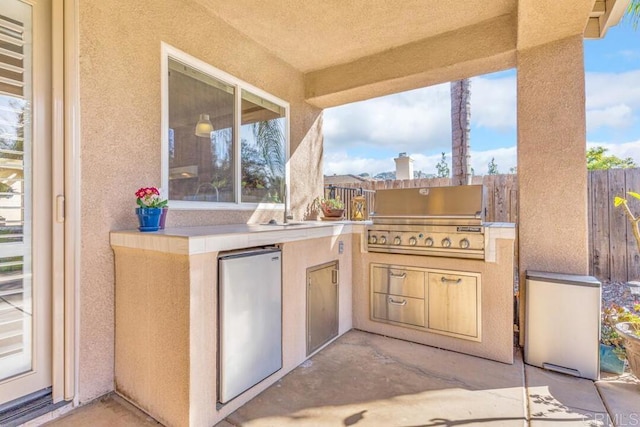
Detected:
left=110, top=218, right=515, bottom=427
left=356, top=186, right=516, bottom=364
left=110, top=222, right=360, bottom=427
left=354, top=223, right=516, bottom=364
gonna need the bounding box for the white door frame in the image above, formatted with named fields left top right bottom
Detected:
left=62, top=0, right=80, bottom=404
left=51, top=0, right=65, bottom=404
left=50, top=0, right=79, bottom=404
left=0, top=0, right=65, bottom=404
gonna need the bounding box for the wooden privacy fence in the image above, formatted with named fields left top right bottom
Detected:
left=589, top=168, right=640, bottom=282
left=328, top=168, right=640, bottom=282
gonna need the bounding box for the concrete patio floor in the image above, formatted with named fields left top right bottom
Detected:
left=42, top=330, right=640, bottom=427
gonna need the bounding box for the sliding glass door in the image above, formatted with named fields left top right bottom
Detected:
left=0, top=0, right=52, bottom=406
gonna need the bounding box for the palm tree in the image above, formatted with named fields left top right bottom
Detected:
left=450, top=79, right=471, bottom=185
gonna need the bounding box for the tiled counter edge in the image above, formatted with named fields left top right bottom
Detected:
left=110, top=221, right=368, bottom=254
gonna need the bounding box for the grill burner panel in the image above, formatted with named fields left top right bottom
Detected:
left=367, top=225, right=484, bottom=259
left=367, top=185, right=486, bottom=259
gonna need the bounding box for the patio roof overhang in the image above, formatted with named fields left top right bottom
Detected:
left=194, top=0, right=628, bottom=108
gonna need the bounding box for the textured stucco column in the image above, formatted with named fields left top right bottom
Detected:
left=517, top=35, right=589, bottom=345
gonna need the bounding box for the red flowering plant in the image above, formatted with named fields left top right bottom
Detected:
left=135, top=187, right=168, bottom=209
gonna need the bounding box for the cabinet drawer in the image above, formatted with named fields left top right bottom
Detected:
left=371, top=266, right=424, bottom=298
left=428, top=272, right=479, bottom=338
left=372, top=292, right=425, bottom=327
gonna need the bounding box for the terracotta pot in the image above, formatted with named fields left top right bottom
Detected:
left=322, top=207, right=344, bottom=218
left=616, top=322, right=640, bottom=378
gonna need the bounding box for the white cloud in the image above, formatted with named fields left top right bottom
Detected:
left=585, top=70, right=640, bottom=131
left=469, top=147, right=517, bottom=175
left=324, top=74, right=520, bottom=155
left=586, top=70, right=640, bottom=110
left=618, top=49, right=640, bottom=60
left=324, top=84, right=452, bottom=153
left=324, top=147, right=518, bottom=176
left=413, top=148, right=517, bottom=176
left=323, top=150, right=395, bottom=176
left=323, top=68, right=640, bottom=177
left=466, top=69, right=640, bottom=133
left=587, top=104, right=633, bottom=130
left=469, top=75, right=517, bottom=131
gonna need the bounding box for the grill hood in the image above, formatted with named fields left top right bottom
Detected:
left=372, top=185, right=485, bottom=223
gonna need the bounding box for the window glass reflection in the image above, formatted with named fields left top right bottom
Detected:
left=168, top=58, right=235, bottom=202
left=240, top=90, right=285, bottom=203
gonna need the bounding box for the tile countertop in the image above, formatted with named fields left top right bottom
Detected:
left=483, top=223, right=516, bottom=263
left=110, top=221, right=369, bottom=255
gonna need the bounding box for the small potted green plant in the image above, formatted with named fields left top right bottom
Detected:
left=314, top=196, right=345, bottom=219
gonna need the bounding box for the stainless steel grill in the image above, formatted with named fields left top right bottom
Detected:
left=366, top=185, right=486, bottom=259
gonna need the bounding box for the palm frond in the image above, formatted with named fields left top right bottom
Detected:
left=628, top=0, right=640, bottom=29
left=253, top=120, right=285, bottom=180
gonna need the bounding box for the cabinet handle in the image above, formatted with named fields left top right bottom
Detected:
left=388, top=297, right=407, bottom=306
left=441, top=276, right=462, bottom=284
left=389, top=272, right=407, bottom=279
left=332, top=269, right=339, bottom=284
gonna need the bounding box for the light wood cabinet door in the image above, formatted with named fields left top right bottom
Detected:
left=427, top=271, right=481, bottom=340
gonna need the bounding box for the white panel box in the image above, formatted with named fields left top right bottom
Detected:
left=525, top=271, right=601, bottom=380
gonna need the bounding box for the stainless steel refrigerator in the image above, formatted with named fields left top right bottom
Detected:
left=218, top=247, right=282, bottom=404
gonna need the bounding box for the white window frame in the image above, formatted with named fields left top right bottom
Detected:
left=161, top=43, right=290, bottom=211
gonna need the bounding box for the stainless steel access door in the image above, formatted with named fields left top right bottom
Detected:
left=307, top=261, right=339, bottom=355
left=218, top=247, right=282, bottom=404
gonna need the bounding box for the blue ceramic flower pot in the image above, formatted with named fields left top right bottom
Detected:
left=159, top=207, right=168, bottom=230
left=136, top=207, right=162, bottom=232
left=599, top=343, right=625, bottom=375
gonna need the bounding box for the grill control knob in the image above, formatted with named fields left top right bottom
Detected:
left=460, top=238, right=470, bottom=249
left=425, top=237, right=434, bottom=247
left=441, top=238, right=452, bottom=248
left=379, top=236, right=387, bottom=245
left=369, top=235, right=378, bottom=245
left=393, top=236, right=402, bottom=245
left=409, top=237, right=417, bottom=246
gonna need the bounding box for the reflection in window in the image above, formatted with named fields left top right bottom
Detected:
left=240, top=91, right=285, bottom=203
left=166, top=52, right=288, bottom=207
left=168, top=58, right=235, bottom=203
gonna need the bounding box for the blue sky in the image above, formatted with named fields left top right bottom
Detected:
left=323, top=20, right=640, bottom=176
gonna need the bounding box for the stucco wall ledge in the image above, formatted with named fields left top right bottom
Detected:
left=110, top=221, right=367, bottom=255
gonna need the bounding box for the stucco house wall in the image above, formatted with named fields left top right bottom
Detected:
left=77, top=0, right=322, bottom=402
